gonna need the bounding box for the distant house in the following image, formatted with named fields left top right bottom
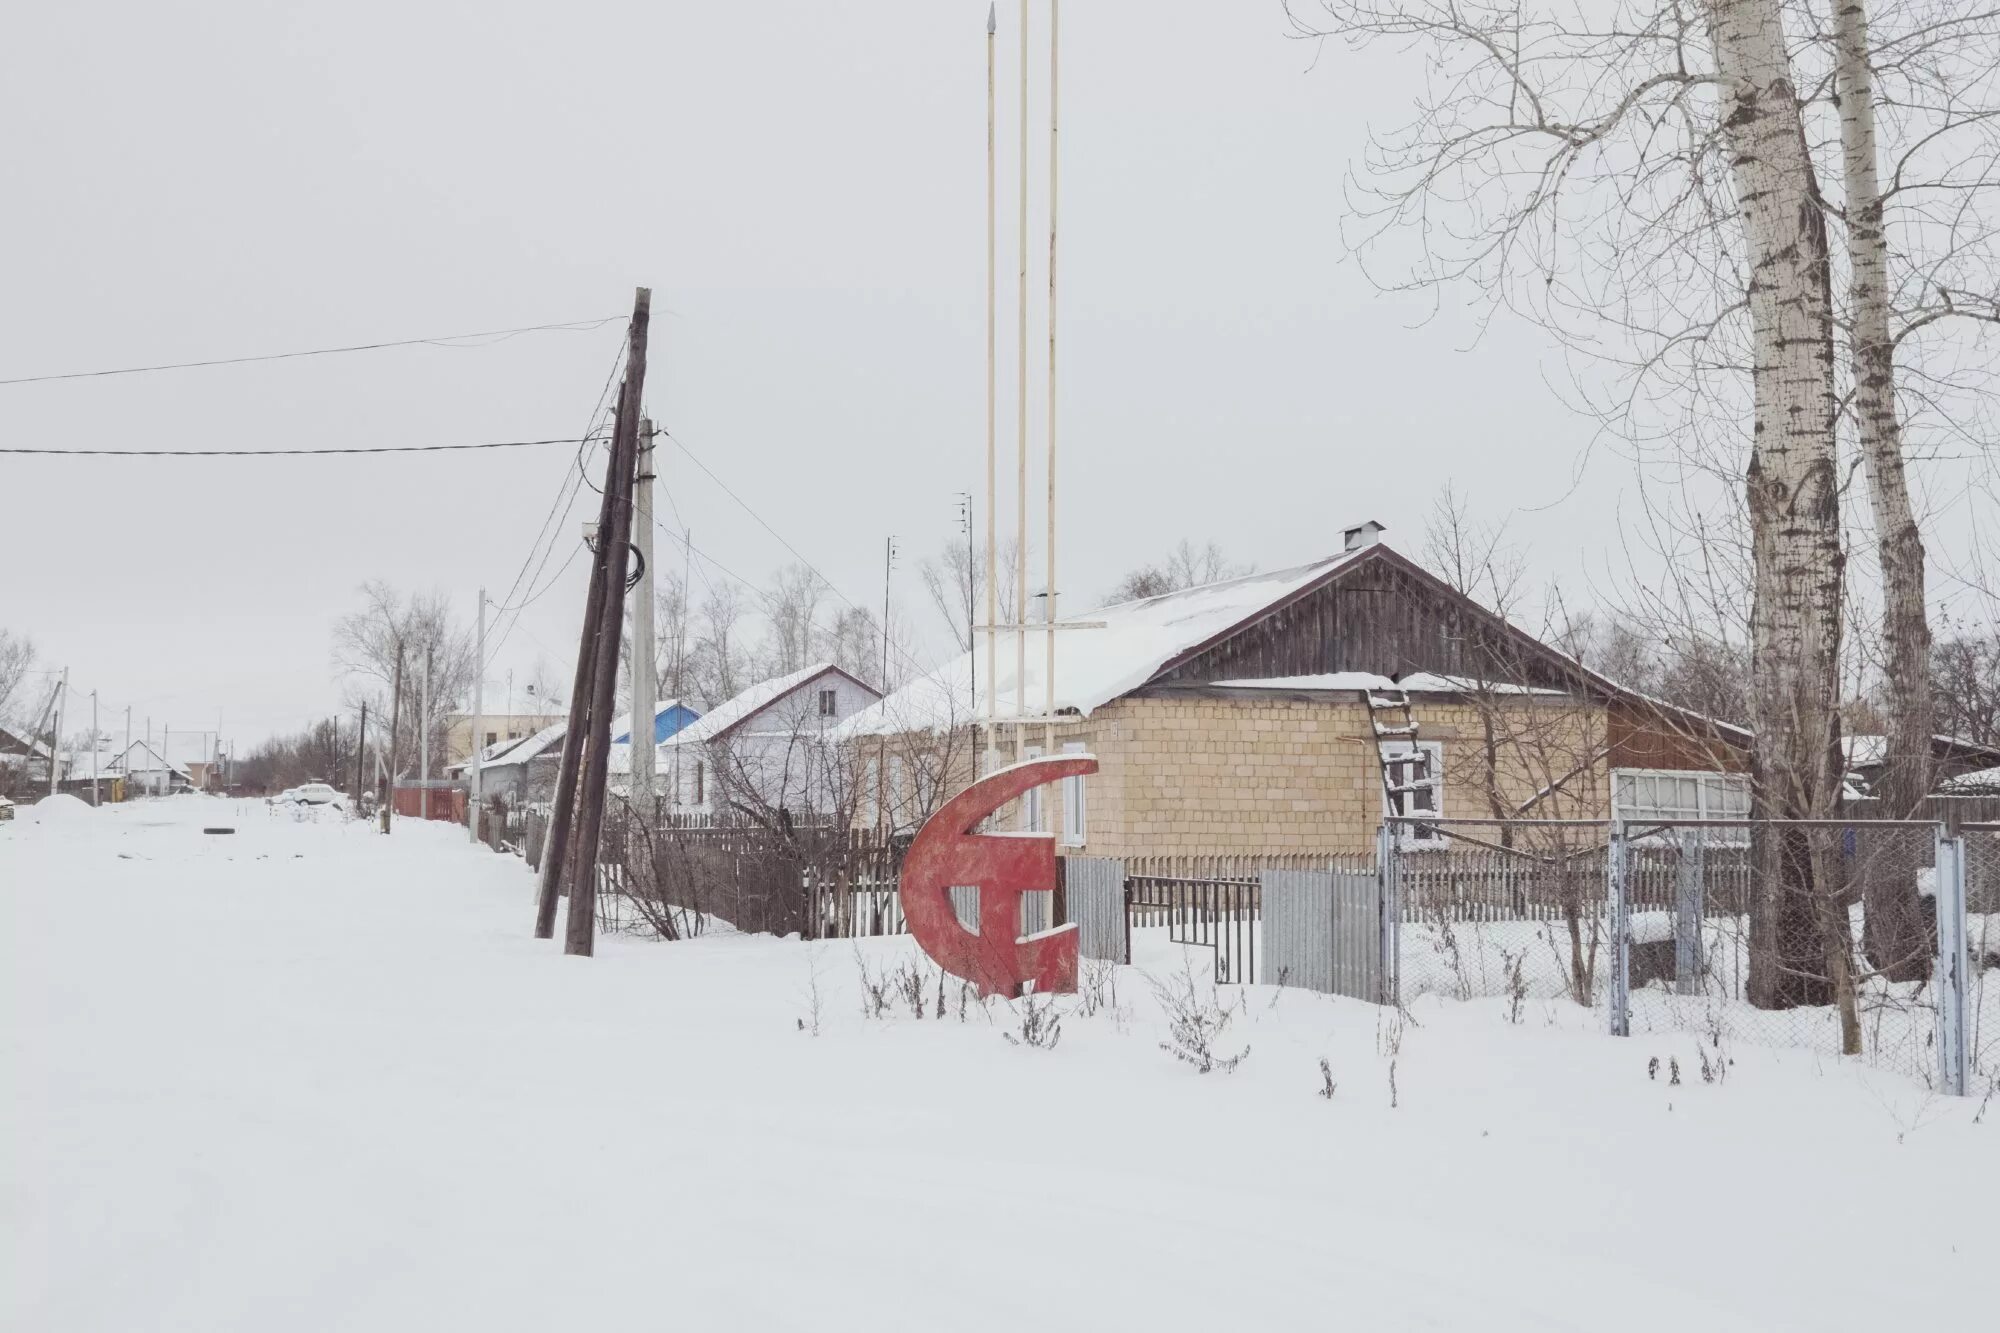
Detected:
left=454, top=700, right=703, bottom=805
left=663, top=664, right=882, bottom=815
left=444, top=710, right=568, bottom=767
left=837, top=527, right=1754, bottom=858
left=452, top=722, right=564, bottom=805
left=106, top=740, right=192, bottom=795
left=0, top=724, right=56, bottom=795
left=1842, top=733, right=2000, bottom=798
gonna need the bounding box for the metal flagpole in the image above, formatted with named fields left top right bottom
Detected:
left=1014, top=0, right=1030, bottom=765
left=984, top=2, right=999, bottom=775
left=1044, top=0, right=1060, bottom=758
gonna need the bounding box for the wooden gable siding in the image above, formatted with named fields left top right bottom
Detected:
left=1606, top=699, right=1749, bottom=773
left=1148, top=551, right=1579, bottom=690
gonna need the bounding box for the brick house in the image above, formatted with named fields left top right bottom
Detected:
left=837, top=527, right=1752, bottom=858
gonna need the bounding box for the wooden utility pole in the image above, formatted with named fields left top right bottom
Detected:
left=90, top=690, right=99, bottom=807
left=564, top=287, right=651, bottom=958
left=50, top=669, right=66, bottom=797
left=536, top=288, right=650, bottom=943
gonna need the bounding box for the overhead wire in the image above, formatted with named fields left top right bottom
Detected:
left=480, top=324, right=630, bottom=671
left=0, top=315, right=627, bottom=387
left=0, top=436, right=600, bottom=458
left=661, top=431, right=938, bottom=680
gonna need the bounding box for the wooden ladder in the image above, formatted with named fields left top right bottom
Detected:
left=1361, top=683, right=1428, bottom=813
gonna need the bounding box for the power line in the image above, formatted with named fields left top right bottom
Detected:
left=480, top=327, right=630, bottom=669
left=0, top=436, right=601, bottom=458
left=0, top=315, right=626, bottom=387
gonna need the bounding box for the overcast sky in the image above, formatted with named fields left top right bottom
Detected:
left=3, top=1, right=1982, bottom=748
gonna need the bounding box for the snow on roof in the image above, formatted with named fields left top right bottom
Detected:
left=1843, top=735, right=1887, bottom=767
left=108, top=740, right=190, bottom=778
left=836, top=553, right=1368, bottom=738
left=1207, top=672, right=1566, bottom=697
left=667, top=663, right=864, bottom=747
left=64, top=748, right=124, bottom=780
left=480, top=718, right=569, bottom=771
left=1942, top=765, right=2000, bottom=795
left=612, top=698, right=695, bottom=746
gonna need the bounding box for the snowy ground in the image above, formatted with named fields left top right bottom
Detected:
left=5, top=796, right=1994, bottom=1332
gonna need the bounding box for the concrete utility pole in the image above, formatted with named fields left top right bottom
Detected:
left=420, top=644, right=433, bottom=821
left=631, top=419, right=658, bottom=806
left=471, top=588, right=485, bottom=842
left=384, top=647, right=403, bottom=832
left=90, top=690, right=99, bottom=807
left=123, top=706, right=131, bottom=803
left=163, top=724, right=171, bottom=796
left=353, top=702, right=368, bottom=810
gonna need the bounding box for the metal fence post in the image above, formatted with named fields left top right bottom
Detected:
left=1673, top=832, right=1704, bottom=996
left=1935, top=829, right=1970, bottom=1096
left=1376, top=823, right=1401, bottom=1007
left=1607, top=819, right=1631, bottom=1037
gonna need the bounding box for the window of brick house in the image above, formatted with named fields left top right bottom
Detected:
left=1382, top=742, right=1443, bottom=846
left=1060, top=742, right=1086, bottom=846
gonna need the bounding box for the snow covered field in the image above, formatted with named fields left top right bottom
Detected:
left=5, top=796, right=1993, bottom=1331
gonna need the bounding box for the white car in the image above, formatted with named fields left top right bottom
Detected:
left=292, top=783, right=342, bottom=805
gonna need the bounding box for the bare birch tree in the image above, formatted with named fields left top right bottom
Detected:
left=1295, top=0, right=1858, bottom=1036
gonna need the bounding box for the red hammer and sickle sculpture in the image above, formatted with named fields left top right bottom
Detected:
left=899, top=752, right=1097, bottom=999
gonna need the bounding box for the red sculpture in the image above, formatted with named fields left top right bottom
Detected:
left=899, top=753, right=1097, bottom=999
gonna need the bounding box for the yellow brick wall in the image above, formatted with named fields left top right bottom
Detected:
left=865, top=692, right=1614, bottom=859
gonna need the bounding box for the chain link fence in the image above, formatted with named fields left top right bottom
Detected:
left=1961, top=825, right=1999, bottom=1085
left=1388, top=819, right=1614, bottom=1008
left=1609, top=820, right=1945, bottom=1084
left=1384, top=816, right=1987, bottom=1093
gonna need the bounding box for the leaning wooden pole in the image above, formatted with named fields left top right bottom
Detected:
left=533, top=303, right=640, bottom=938
left=565, top=287, right=651, bottom=958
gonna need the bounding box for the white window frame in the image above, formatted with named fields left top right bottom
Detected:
left=1060, top=741, right=1087, bottom=847
left=1382, top=741, right=1444, bottom=848
left=1023, top=746, right=1045, bottom=832
left=1611, top=768, right=1749, bottom=838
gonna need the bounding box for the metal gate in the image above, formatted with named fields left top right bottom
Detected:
left=1261, top=867, right=1387, bottom=1000
left=1061, top=857, right=1128, bottom=963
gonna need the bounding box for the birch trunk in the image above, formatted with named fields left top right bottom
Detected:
left=1835, top=0, right=1934, bottom=982
left=1705, top=0, right=1854, bottom=1044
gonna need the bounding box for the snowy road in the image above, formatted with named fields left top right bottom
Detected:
left=4, top=796, right=1992, bottom=1331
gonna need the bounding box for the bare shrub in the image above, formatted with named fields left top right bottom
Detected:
left=1318, top=1057, right=1338, bottom=1100
left=1149, top=957, right=1249, bottom=1075
left=1001, top=989, right=1065, bottom=1050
